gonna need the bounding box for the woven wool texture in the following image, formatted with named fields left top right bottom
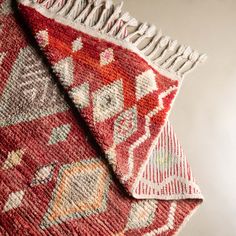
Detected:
left=0, top=0, right=205, bottom=235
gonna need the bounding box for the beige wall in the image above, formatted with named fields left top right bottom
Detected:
left=120, top=0, right=236, bottom=235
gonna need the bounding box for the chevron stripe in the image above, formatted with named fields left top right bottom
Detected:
left=122, top=86, right=177, bottom=182
left=143, top=201, right=177, bottom=236
left=134, top=122, right=202, bottom=199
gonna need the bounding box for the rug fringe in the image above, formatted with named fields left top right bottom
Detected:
left=24, top=0, right=206, bottom=79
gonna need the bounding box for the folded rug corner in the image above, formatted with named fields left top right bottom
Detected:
left=0, top=0, right=205, bottom=235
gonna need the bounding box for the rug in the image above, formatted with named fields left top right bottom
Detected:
left=0, top=0, right=205, bottom=235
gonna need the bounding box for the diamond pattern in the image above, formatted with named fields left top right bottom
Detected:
left=100, top=48, right=114, bottom=66
left=93, top=80, right=124, bottom=123
left=70, top=82, right=90, bottom=109
left=114, top=106, right=138, bottom=145
left=2, top=149, right=24, bottom=170
left=3, top=190, right=25, bottom=212
left=48, top=124, right=71, bottom=145
left=31, top=163, right=55, bottom=186
left=72, top=37, right=83, bottom=52
left=41, top=159, right=110, bottom=229
left=0, top=2, right=202, bottom=234
left=135, top=69, right=157, bottom=101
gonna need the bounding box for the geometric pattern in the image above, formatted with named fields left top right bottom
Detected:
left=53, top=56, right=74, bottom=88
left=135, top=69, right=157, bottom=101
left=156, top=148, right=178, bottom=171
left=40, top=159, right=110, bottom=229
left=2, top=190, right=25, bottom=212
left=69, top=82, right=90, bottom=109
left=1, top=149, right=24, bottom=170
left=0, top=46, right=68, bottom=127
left=134, top=122, right=202, bottom=199
left=100, top=48, right=114, bottom=66
left=48, top=124, right=71, bottom=145
left=21, top=0, right=200, bottom=203
left=143, top=202, right=177, bottom=235
left=125, top=200, right=157, bottom=231
left=72, top=37, right=83, bottom=52
left=35, top=29, right=49, bottom=48
left=122, top=86, right=177, bottom=183
left=0, top=0, right=203, bottom=234
left=114, top=106, right=138, bottom=145
left=31, top=163, right=55, bottom=186
left=92, top=80, right=124, bottom=123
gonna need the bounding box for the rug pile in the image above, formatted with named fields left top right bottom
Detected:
left=0, top=0, right=205, bottom=235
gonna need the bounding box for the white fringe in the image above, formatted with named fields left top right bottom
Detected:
left=22, top=0, right=207, bottom=79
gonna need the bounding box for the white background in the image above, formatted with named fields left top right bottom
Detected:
left=120, top=0, right=236, bottom=235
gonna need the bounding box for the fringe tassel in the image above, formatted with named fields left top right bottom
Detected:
left=116, top=17, right=138, bottom=39
left=64, top=1, right=84, bottom=21
left=182, top=53, right=207, bottom=76
left=40, top=0, right=53, bottom=9
left=147, top=36, right=170, bottom=60
left=74, top=0, right=93, bottom=23
left=84, top=0, right=103, bottom=26
left=107, top=12, right=129, bottom=36
left=100, top=2, right=123, bottom=33
left=141, top=30, right=162, bottom=54
left=125, top=22, right=148, bottom=43
left=133, top=24, right=156, bottom=47
left=168, top=46, right=192, bottom=71
left=56, top=0, right=72, bottom=16
left=153, top=39, right=178, bottom=63
left=29, top=0, right=206, bottom=79
left=47, top=0, right=66, bottom=12
left=93, top=0, right=113, bottom=30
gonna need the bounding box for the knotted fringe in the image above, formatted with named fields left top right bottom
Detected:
left=23, top=0, right=206, bottom=79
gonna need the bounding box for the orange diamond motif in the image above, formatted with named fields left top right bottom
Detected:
left=41, top=159, right=110, bottom=229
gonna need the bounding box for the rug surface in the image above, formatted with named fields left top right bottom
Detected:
left=0, top=0, right=205, bottom=235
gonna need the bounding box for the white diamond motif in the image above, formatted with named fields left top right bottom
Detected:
left=93, top=80, right=124, bottom=123
left=72, top=37, right=83, bottom=52
left=70, top=82, right=90, bottom=109
left=135, top=69, right=157, bottom=101
left=31, top=163, right=55, bottom=186
left=3, top=190, right=25, bottom=212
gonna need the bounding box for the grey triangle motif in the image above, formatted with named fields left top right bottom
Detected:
left=0, top=46, right=68, bottom=127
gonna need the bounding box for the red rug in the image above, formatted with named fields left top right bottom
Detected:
left=0, top=0, right=205, bottom=235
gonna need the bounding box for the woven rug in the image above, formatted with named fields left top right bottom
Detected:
left=0, top=0, right=205, bottom=235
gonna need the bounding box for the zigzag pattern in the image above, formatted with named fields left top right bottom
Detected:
left=134, top=122, right=202, bottom=199
left=143, top=201, right=177, bottom=236
left=123, top=86, right=177, bottom=182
